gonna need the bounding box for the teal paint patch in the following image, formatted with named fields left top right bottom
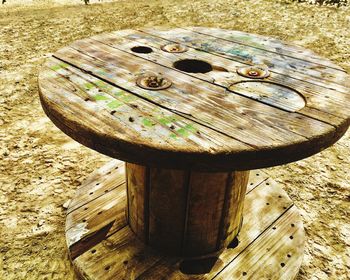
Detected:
left=227, top=48, right=252, bottom=60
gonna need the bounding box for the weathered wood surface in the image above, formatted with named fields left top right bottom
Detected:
left=39, top=28, right=350, bottom=171
left=67, top=161, right=304, bottom=280
left=126, top=163, right=249, bottom=257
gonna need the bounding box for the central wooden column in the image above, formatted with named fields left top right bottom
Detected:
left=126, top=163, right=249, bottom=258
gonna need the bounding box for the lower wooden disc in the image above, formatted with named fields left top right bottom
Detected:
left=65, top=160, right=305, bottom=280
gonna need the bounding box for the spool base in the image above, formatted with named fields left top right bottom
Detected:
left=65, top=160, right=305, bottom=280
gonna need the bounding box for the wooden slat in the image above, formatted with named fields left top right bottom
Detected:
left=126, top=163, right=148, bottom=242
left=148, top=168, right=189, bottom=252
left=74, top=226, right=162, bottom=280
left=68, top=160, right=125, bottom=213
left=184, top=171, right=230, bottom=255
left=187, top=27, right=345, bottom=72
left=143, top=27, right=350, bottom=90
left=215, top=206, right=304, bottom=280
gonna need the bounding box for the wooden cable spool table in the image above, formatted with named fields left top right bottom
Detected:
left=38, top=27, right=350, bottom=279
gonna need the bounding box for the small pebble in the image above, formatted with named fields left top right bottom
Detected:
left=37, top=220, right=45, bottom=227
left=62, top=199, right=71, bottom=209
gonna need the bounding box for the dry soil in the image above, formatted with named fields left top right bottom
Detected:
left=0, top=0, right=349, bottom=279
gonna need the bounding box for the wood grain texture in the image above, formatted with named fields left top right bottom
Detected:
left=39, top=28, right=350, bottom=171
left=66, top=161, right=304, bottom=280
left=125, top=164, right=249, bottom=257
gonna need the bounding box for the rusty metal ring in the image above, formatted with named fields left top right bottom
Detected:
left=237, top=66, right=270, bottom=79
left=161, top=43, right=188, bottom=53
left=136, top=75, right=172, bottom=90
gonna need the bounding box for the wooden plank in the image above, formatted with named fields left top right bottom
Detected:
left=143, top=27, right=350, bottom=90
left=126, top=163, right=148, bottom=242
left=187, top=27, right=344, bottom=72
left=246, top=170, right=268, bottom=193
left=74, top=226, right=162, bottom=280
left=148, top=168, right=189, bottom=253
left=215, top=206, right=304, bottom=280
left=68, top=160, right=125, bottom=213
left=52, top=42, right=337, bottom=155
left=184, top=171, right=230, bottom=255
left=65, top=185, right=127, bottom=260
left=217, top=171, right=249, bottom=249
left=91, top=30, right=349, bottom=128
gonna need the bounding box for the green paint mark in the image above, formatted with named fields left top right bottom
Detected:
left=158, top=117, right=177, bottom=126
left=184, top=124, right=196, bottom=133
left=169, top=133, right=177, bottom=139
left=142, top=118, right=154, bottom=127
left=84, top=82, right=94, bottom=90
left=50, top=65, right=61, bottom=71
left=50, top=62, right=69, bottom=71
left=94, top=94, right=109, bottom=101
left=176, top=128, right=190, bottom=137
left=95, top=80, right=108, bottom=89
left=107, top=100, right=123, bottom=109
left=119, top=94, right=137, bottom=102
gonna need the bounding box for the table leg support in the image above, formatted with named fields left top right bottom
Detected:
left=126, top=162, right=249, bottom=257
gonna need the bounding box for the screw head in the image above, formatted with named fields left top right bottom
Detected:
left=161, top=43, right=188, bottom=53
left=237, top=66, right=270, bottom=79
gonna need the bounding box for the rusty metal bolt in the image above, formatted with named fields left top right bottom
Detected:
left=136, top=75, right=172, bottom=90
left=237, top=66, right=270, bottom=79
left=161, top=43, right=188, bottom=53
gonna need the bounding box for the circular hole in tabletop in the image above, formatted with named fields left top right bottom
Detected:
left=173, top=59, right=213, bottom=73
left=242, top=271, right=247, bottom=276
left=131, top=46, right=153, bottom=53
left=281, top=263, right=285, bottom=268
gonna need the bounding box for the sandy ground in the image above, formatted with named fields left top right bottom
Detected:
left=0, top=0, right=349, bottom=279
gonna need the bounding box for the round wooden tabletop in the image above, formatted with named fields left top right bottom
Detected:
left=39, top=27, right=350, bottom=171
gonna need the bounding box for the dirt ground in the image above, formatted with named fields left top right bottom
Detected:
left=0, top=0, right=349, bottom=279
